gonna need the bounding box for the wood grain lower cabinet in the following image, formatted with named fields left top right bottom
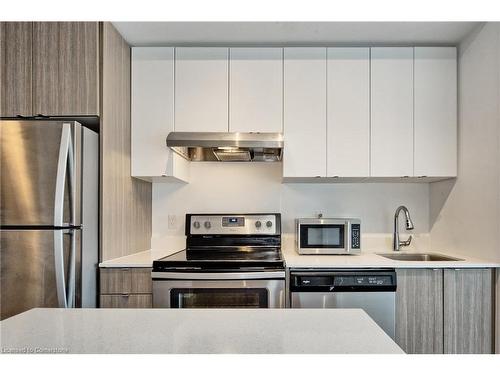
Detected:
left=0, top=22, right=33, bottom=116
left=100, top=294, right=152, bottom=308
left=443, top=269, right=494, bottom=354
left=395, top=268, right=444, bottom=354
left=100, top=268, right=152, bottom=308
left=100, top=268, right=152, bottom=294
left=396, top=268, right=495, bottom=354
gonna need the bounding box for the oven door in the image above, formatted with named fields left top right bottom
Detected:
left=152, top=272, right=285, bottom=308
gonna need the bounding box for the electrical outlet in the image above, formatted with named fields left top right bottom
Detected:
left=168, top=215, right=176, bottom=230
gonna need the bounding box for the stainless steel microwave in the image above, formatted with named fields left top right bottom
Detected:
left=296, top=218, right=361, bottom=255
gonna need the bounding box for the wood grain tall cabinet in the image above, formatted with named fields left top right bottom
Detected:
left=100, top=23, right=152, bottom=261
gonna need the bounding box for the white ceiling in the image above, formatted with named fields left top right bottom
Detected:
left=113, top=22, right=482, bottom=46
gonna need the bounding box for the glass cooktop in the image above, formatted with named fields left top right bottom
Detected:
left=152, top=246, right=285, bottom=272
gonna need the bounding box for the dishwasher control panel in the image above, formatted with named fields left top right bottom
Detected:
left=335, top=275, right=393, bottom=287
left=290, top=270, right=396, bottom=292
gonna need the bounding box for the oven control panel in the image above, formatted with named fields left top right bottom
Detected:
left=188, top=214, right=280, bottom=235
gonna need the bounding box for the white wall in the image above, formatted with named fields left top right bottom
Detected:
left=429, top=22, right=500, bottom=352
left=152, top=163, right=430, bottom=249
left=430, top=23, right=500, bottom=263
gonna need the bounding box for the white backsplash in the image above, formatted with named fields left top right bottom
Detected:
left=152, top=162, right=430, bottom=252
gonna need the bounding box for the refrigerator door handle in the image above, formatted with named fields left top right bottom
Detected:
left=54, top=123, right=74, bottom=227
left=66, top=229, right=76, bottom=308
left=54, top=230, right=68, bottom=308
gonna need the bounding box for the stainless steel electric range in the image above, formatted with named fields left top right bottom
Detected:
left=152, top=213, right=285, bottom=308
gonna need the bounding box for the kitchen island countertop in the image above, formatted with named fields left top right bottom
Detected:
left=0, top=308, right=404, bottom=354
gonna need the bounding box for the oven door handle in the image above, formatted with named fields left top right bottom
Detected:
left=151, top=271, right=285, bottom=280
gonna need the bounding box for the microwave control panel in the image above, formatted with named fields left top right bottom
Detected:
left=351, top=224, right=361, bottom=249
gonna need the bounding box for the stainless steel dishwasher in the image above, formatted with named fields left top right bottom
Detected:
left=290, top=269, right=397, bottom=339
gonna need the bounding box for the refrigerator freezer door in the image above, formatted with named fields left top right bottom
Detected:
left=0, top=120, right=77, bottom=226
left=0, top=229, right=74, bottom=320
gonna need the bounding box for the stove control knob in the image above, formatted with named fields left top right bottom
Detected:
left=204, top=221, right=211, bottom=229
left=266, top=220, right=273, bottom=228
left=193, top=221, right=201, bottom=229
left=255, top=221, right=262, bottom=228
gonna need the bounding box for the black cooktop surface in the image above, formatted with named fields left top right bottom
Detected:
left=152, top=246, right=285, bottom=272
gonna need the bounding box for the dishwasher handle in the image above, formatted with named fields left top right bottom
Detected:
left=290, top=270, right=397, bottom=292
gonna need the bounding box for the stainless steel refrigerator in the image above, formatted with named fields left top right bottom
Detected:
left=0, top=120, right=98, bottom=320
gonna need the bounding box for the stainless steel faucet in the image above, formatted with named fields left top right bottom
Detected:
left=393, top=206, right=414, bottom=251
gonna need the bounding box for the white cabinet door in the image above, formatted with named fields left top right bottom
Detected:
left=414, top=47, right=457, bottom=177
left=283, top=48, right=327, bottom=178
left=371, top=47, right=414, bottom=177
left=175, top=48, right=228, bottom=132
left=131, top=47, right=189, bottom=182
left=229, top=48, right=283, bottom=133
left=327, top=48, right=370, bottom=177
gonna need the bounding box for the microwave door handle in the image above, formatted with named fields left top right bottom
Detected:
left=346, top=221, right=351, bottom=252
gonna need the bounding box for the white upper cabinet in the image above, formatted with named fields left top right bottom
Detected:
left=130, top=45, right=456, bottom=183
left=175, top=48, right=228, bottom=132
left=131, top=47, right=189, bottom=182
left=370, top=47, right=414, bottom=177
left=327, top=48, right=370, bottom=177
left=229, top=48, right=283, bottom=133
left=283, top=48, right=327, bottom=178
left=414, top=47, right=457, bottom=177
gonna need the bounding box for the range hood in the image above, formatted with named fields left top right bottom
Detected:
left=166, top=132, right=283, bottom=162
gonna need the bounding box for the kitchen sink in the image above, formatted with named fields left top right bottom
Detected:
left=377, top=253, right=464, bottom=261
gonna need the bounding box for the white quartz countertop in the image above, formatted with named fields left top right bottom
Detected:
left=283, top=248, right=500, bottom=269
left=99, top=247, right=500, bottom=269
left=0, top=308, right=403, bottom=354
left=99, top=248, right=181, bottom=268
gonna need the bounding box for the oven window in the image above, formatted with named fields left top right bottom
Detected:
left=300, top=224, right=345, bottom=248
left=170, top=288, right=268, bottom=308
